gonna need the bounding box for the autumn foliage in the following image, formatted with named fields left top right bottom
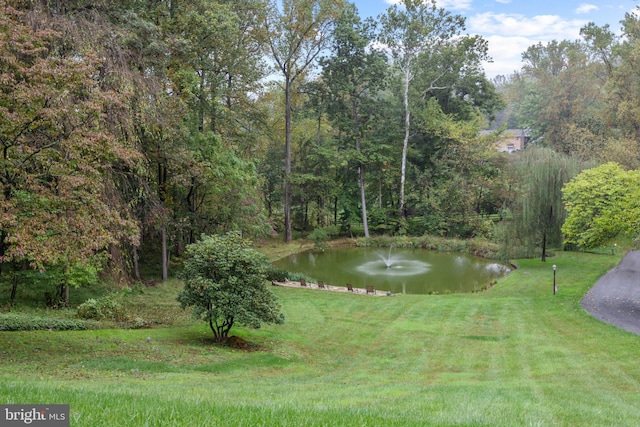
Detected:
left=0, top=3, right=139, bottom=271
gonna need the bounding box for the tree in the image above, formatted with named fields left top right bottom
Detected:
left=579, top=22, right=640, bottom=168
left=0, top=3, right=140, bottom=300
left=602, top=10, right=640, bottom=160
left=264, top=0, right=345, bottom=242
left=320, top=4, right=388, bottom=237
left=520, top=39, right=607, bottom=157
left=410, top=99, right=506, bottom=237
left=562, top=163, right=640, bottom=249
left=378, top=0, right=465, bottom=218
left=503, top=147, right=584, bottom=260
left=177, top=231, right=284, bottom=342
left=169, top=0, right=267, bottom=137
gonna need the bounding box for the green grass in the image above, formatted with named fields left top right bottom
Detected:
left=2, top=251, right=640, bottom=426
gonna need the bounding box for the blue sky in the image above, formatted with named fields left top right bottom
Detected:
left=351, top=0, right=638, bottom=77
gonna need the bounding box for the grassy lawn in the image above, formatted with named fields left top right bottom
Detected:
left=2, top=249, right=640, bottom=426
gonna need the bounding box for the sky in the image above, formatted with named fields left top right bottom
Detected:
left=351, top=0, right=639, bottom=78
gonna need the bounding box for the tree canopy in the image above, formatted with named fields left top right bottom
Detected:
left=0, top=3, right=140, bottom=271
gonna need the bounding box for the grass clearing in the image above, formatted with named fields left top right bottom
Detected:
left=2, top=250, right=640, bottom=425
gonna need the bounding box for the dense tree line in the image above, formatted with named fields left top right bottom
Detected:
left=2, top=0, right=640, bottom=301
left=493, top=6, right=640, bottom=259
left=498, top=10, right=640, bottom=168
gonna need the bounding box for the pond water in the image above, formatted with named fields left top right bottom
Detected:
left=272, top=247, right=511, bottom=295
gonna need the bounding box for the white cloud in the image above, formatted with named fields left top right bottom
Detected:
left=576, top=3, right=599, bottom=14
left=481, top=35, right=535, bottom=77
left=435, top=0, right=473, bottom=9
left=468, top=13, right=590, bottom=77
left=380, top=3, right=595, bottom=78
left=469, top=12, right=588, bottom=39
left=495, top=0, right=511, bottom=4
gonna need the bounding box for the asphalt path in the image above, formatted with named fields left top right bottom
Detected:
left=581, top=249, right=640, bottom=335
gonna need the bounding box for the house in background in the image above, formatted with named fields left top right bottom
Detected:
left=494, top=129, right=530, bottom=153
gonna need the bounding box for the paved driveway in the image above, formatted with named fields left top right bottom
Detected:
left=581, top=250, right=640, bottom=335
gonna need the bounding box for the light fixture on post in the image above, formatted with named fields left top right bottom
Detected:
left=553, top=264, right=557, bottom=295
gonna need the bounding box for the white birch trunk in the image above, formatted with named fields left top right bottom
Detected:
left=399, top=66, right=411, bottom=217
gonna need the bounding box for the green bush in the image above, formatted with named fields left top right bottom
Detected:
left=264, top=267, right=314, bottom=284
left=122, top=317, right=150, bottom=329
left=0, top=313, right=90, bottom=331
left=77, top=294, right=124, bottom=321
left=285, top=272, right=315, bottom=283
left=308, top=227, right=330, bottom=249
left=265, top=266, right=289, bottom=282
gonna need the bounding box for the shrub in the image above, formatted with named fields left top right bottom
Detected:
left=0, top=313, right=90, bottom=331
left=308, top=227, right=329, bottom=249
left=355, top=235, right=501, bottom=259
left=77, top=294, right=124, bottom=321
left=285, top=272, right=315, bottom=283
left=265, top=266, right=289, bottom=282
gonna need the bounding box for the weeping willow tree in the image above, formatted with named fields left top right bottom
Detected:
left=500, top=146, right=587, bottom=261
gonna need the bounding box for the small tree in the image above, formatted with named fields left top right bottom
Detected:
left=177, top=231, right=284, bottom=342
left=501, top=147, right=584, bottom=260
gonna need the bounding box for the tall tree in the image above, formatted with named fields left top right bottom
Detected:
left=520, top=40, right=608, bottom=156
left=170, top=0, right=267, bottom=138
left=378, top=0, right=465, bottom=218
left=264, top=0, right=345, bottom=242
left=0, top=3, right=140, bottom=298
left=120, top=0, right=271, bottom=278
left=605, top=10, right=640, bottom=154
left=410, top=99, right=506, bottom=237
left=321, top=4, right=388, bottom=237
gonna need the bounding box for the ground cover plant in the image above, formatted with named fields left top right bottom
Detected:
left=1, top=249, right=640, bottom=426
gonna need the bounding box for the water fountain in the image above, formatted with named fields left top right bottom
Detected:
left=357, top=247, right=431, bottom=278
left=379, top=246, right=396, bottom=269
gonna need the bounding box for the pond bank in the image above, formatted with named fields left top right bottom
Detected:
left=271, top=280, right=395, bottom=296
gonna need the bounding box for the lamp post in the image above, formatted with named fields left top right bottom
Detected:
left=553, top=264, right=557, bottom=295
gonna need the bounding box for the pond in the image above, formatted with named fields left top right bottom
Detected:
left=272, top=247, right=511, bottom=295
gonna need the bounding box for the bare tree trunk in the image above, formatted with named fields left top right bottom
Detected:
left=10, top=280, right=17, bottom=301
left=359, top=163, right=369, bottom=237
left=352, top=99, right=369, bottom=237
left=355, top=141, right=369, bottom=237
left=161, top=224, right=168, bottom=280
left=284, top=78, right=293, bottom=242
left=133, top=245, right=140, bottom=281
